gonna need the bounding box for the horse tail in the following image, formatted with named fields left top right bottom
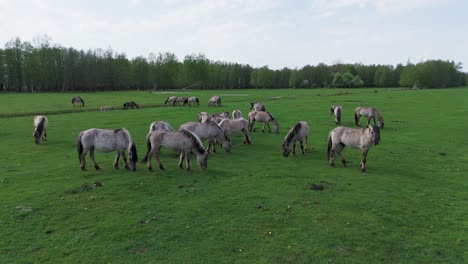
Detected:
left=327, top=133, right=332, bottom=158
left=130, top=142, right=138, bottom=163
left=140, top=133, right=152, bottom=163
left=77, top=131, right=84, bottom=161
left=81, top=98, right=85, bottom=106
left=337, top=107, right=342, bottom=124
left=354, top=110, right=360, bottom=126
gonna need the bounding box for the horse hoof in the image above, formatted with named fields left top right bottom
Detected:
left=124, top=166, right=130, bottom=170
left=147, top=167, right=153, bottom=171
left=114, top=166, right=119, bottom=170
left=80, top=167, right=86, bottom=171
left=159, top=165, right=165, bottom=170
left=94, top=166, right=100, bottom=170
left=342, top=160, right=347, bottom=166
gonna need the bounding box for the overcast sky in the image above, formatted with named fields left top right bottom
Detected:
left=1, top=0, right=466, bottom=70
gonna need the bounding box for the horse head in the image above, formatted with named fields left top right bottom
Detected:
left=281, top=141, right=291, bottom=157
left=368, top=125, right=381, bottom=145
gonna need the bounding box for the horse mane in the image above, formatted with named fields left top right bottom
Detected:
left=266, top=111, right=276, bottom=121
left=179, top=129, right=206, bottom=155
left=35, top=116, right=46, bottom=137
left=372, top=125, right=381, bottom=145
left=210, top=121, right=229, bottom=141
left=114, top=128, right=123, bottom=133
left=285, top=122, right=302, bottom=145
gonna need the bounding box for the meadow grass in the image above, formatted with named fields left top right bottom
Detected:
left=0, top=88, right=466, bottom=263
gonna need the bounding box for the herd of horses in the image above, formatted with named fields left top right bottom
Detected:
left=33, top=95, right=384, bottom=173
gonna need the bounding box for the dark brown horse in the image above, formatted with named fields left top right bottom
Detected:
left=123, top=101, right=140, bottom=109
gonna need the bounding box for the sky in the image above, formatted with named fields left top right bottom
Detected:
left=0, top=0, right=467, bottom=70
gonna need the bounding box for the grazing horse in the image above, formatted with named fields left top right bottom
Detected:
left=149, top=121, right=174, bottom=133
left=232, top=109, right=242, bottom=118
left=164, top=96, right=177, bottom=106
left=248, top=110, right=279, bottom=133
left=282, top=121, right=309, bottom=157
left=100, top=106, right=113, bottom=111
left=250, top=101, right=266, bottom=111
left=188, top=96, right=199, bottom=107
left=208, top=96, right=221, bottom=107
left=77, top=128, right=138, bottom=171
left=198, top=111, right=229, bottom=123
left=72, top=96, right=85, bottom=107
left=141, top=129, right=209, bottom=171
left=123, top=101, right=139, bottom=109
left=33, top=115, right=48, bottom=144
left=180, top=121, right=231, bottom=153
left=174, top=96, right=188, bottom=106
left=218, top=118, right=251, bottom=144
left=327, top=125, right=381, bottom=172
left=331, top=105, right=343, bottom=125
left=355, top=107, right=384, bottom=129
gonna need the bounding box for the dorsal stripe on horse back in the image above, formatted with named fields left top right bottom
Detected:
left=179, top=129, right=205, bottom=154
left=285, top=122, right=301, bottom=144
left=114, top=128, right=123, bottom=133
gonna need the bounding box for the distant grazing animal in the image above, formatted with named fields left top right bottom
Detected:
left=208, top=96, right=221, bottom=107
left=282, top=121, right=309, bottom=157
left=232, top=109, right=242, bottom=118
left=164, top=96, right=177, bottom=106
left=141, top=129, right=209, bottom=171
left=330, top=105, right=342, bottom=125
left=100, top=106, right=113, bottom=111
left=355, top=107, right=384, bottom=129
left=149, top=121, right=174, bottom=133
left=248, top=110, right=279, bottom=133
left=250, top=101, right=266, bottom=111
left=174, top=96, right=188, bottom=106
left=123, top=101, right=139, bottom=109
left=198, top=111, right=229, bottom=123
left=218, top=118, right=251, bottom=144
left=72, top=96, right=85, bottom=107
left=33, top=115, right=48, bottom=144
left=327, top=125, right=381, bottom=172
left=198, top=112, right=211, bottom=123
left=77, top=128, right=138, bottom=171
left=180, top=121, right=231, bottom=153
left=188, top=96, right=199, bottom=107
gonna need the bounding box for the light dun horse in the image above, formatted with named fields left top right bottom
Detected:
left=164, top=96, right=177, bottom=106
left=33, top=115, right=48, bottom=144
left=218, top=118, right=251, bottom=144
left=72, top=96, right=85, bottom=107
left=149, top=121, right=174, bottom=133
left=174, top=96, right=188, bottom=106
left=208, top=96, right=221, bottom=107
left=141, top=129, right=209, bottom=171
left=282, top=121, right=309, bottom=157
left=248, top=110, right=279, bottom=133
left=77, top=128, right=138, bottom=171
left=232, top=109, right=242, bottom=118
left=250, top=101, right=266, bottom=111
left=123, top=101, right=139, bottom=109
left=355, top=107, right=384, bottom=129
left=331, top=105, right=343, bottom=125
left=180, top=121, right=231, bottom=152
left=198, top=111, right=229, bottom=123
left=100, top=106, right=113, bottom=111
left=327, top=125, right=381, bottom=172
left=188, top=96, right=199, bottom=107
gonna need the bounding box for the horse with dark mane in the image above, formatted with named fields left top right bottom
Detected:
left=282, top=121, right=309, bottom=157
left=149, top=121, right=174, bottom=133
left=180, top=121, right=231, bottom=153
left=33, top=115, right=48, bottom=144
left=175, top=96, right=188, bottom=106
left=77, top=128, right=138, bottom=171
left=250, top=101, right=266, bottom=111
left=72, top=96, right=85, bottom=107
left=327, top=125, right=381, bottom=172
left=355, top=106, right=384, bottom=129
left=141, top=129, right=209, bottom=171
left=248, top=110, right=279, bottom=133
left=208, top=96, right=221, bottom=107
left=331, top=105, right=342, bottom=125
left=218, top=117, right=251, bottom=144
left=164, top=96, right=177, bottom=106
left=188, top=96, right=199, bottom=107
left=123, top=101, right=139, bottom=109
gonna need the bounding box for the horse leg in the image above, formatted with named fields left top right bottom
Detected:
left=361, top=149, right=368, bottom=173
left=329, top=143, right=338, bottom=167
left=156, top=148, right=165, bottom=170
left=304, top=136, right=308, bottom=152
left=300, top=140, right=305, bottom=155
left=336, top=143, right=347, bottom=166
left=90, top=146, right=100, bottom=170
left=242, top=128, right=251, bottom=144
left=292, top=141, right=296, bottom=155
left=367, top=117, right=371, bottom=126
left=178, top=151, right=185, bottom=169
left=80, top=149, right=89, bottom=171
left=121, top=151, right=130, bottom=170
left=262, top=122, right=266, bottom=133
left=186, top=151, right=191, bottom=171
left=267, top=122, right=271, bottom=133
left=146, top=148, right=154, bottom=171
left=43, top=130, right=47, bottom=141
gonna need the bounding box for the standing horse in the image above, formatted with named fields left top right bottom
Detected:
left=100, top=106, right=113, bottom=111
left=72, top=96, right=85, bottom=107
left=208, top=96, right=221, bottom=107
left=248, top=110, right=279, bottom=133
left=188, top=96, right=199, bottom=107
left=250, top=101, right=266, bottom=111
left=331, top=105, right=343, bottom=125
left=355, top=107, right=384, bottom=129
left=174, top=96, right=188, bottom=106
left=180, top=121, right=231, bottom=153
left=123, top=101, right=139, bottom=109
left=327, top=125, right=381, bottom=172
left=282, top=121, right=309, bottom=157
left=164, top=96, right=177, bottom=106
left=149, top=121, right=174, bottom=133
left=232, top=109, right=242, bottom=118
left=211, top=112, right=230, bottom=124
left=33, top=115, right=48, bottom=144
left=141, top=129, right=209, bottom=171
left=198, top=112, right=211, bottom=123
left=77, top=128, right=138, bottom=171
left=218, top=118, right=251, bottom=144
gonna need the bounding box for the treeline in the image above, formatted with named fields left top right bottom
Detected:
left=0, top=37, right=466, bottom=92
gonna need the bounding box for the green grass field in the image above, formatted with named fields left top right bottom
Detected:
left=0, top=88, right=466, bottom=263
